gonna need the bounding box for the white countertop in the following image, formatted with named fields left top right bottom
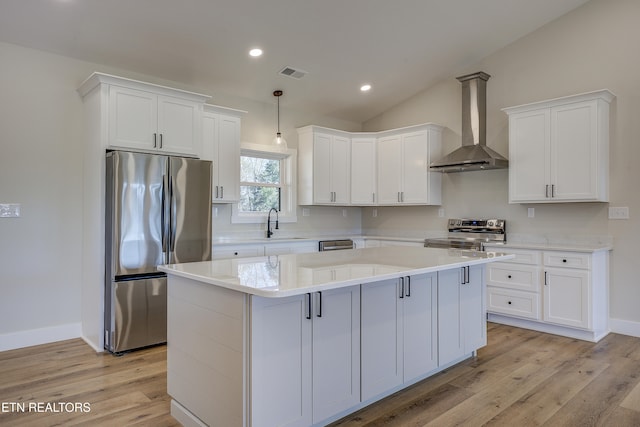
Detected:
left=484, top=242, right=612, bottom=253
left=159, top=246, right=514, bottom=297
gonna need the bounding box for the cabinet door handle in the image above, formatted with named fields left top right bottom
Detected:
left=507, top=274, right=512, bottom=279
left=305, top=293, right=312, bottom=319
left=316, top=292, right=322, bottom=317
left=220, top=186, right=224, bottom=199
left=544, top=271, right=548, bottom=286
left=551, top=184, right=555, bottom=198
left=399, top=278, right=404, bottom=299
left=159, top=133, right=163, bottom=149
left=401, top=192, right=404, bottom=202
left=461, top=266, right=470, bottom=284
left=405, top=276, right=411, bottom=297
left=153, top=133, right=158, bottom=148
left=372, top=193, right=375, bottom=203
left=545, top=184, right=549, bottom=198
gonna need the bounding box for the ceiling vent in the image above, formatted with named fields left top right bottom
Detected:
left=279, top=66, right=307, bottom=79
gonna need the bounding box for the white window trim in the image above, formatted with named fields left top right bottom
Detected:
left=231, top=143, right=297, bottom=224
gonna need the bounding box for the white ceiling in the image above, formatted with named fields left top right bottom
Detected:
left=0, top=0, right=590, bottom=123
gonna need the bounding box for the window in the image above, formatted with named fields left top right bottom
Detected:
left=239, top=155, right=281, bottom=213
left=231, top=144, right=297, bottom=223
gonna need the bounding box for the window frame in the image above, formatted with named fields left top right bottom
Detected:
left=231, top=143, right=297, bottom=224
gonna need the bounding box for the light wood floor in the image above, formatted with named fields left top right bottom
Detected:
left=1, top=323, right=640, bottom=426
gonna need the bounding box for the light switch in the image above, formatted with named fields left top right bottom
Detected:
left=0, top=203, right=21, bottom=218
left=528, top=207, right=535, bottom=218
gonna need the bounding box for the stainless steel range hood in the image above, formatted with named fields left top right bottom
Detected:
left=430, top=72, right=508, bottom=173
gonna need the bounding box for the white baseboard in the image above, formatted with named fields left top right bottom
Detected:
left=0, top=323, right=82, bottom=352
left=610, top=318, right=640, bottom=338
left=171, top=400, right=207, bottom=427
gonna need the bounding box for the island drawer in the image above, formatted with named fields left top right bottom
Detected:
left=487, top=287, right=540, bottom=320
left=543, top=251, right=591, bottom=269
left=487, top=262, right=540, bottom=292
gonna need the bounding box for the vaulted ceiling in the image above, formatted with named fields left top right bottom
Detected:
left=0, top=0, right=590, bottom=122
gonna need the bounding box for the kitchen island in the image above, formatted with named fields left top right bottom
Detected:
left=159, top=246, right=514, bottom=427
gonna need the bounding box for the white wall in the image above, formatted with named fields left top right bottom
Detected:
left=362, top=0, right=640, bottom=330
left=0, top=41, right=362, bottom=351
left=0, top=42, right=87, bottom=350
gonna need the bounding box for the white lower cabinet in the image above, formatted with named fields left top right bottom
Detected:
left=486, top=245, right=609, bottom=342
left=544, top=266, right=590, bottom=329
left=251, top=285, right=360, bottom=427
left=437, top=265, right=486, bottom=366
left=361, top=273, right=438, bottom=401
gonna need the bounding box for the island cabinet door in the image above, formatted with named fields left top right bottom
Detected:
left=361, top=278, right=403, bottom=401
left=251, top=295, right=312, bottom=427
left=437, top=268, right=464, bottom=366
left=402, top=273, right=438, bottom=381
left=311, top=286, right=361, bottom=423
left=438, top=265, right=487, bottom=367
left=461, top=265, right=487, bottom=352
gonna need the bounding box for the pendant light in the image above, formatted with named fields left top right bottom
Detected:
left=272, top=90, right=287, bottom=150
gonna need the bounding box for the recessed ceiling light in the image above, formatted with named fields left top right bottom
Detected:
left=249, top=48, right=263, bottom=57
left=360, top=84, right=372, bottom=92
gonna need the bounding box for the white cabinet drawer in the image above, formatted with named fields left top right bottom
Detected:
left=487, top=287, right=540, bottom=320
left=487, top=263, right=540, bottom=292
left=486, top=247, right=540, bottom=265
left=213, top=246, right=263, bottom=260
left=544, top=251, right=591, bottom=269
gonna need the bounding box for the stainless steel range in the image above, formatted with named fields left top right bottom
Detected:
left=424, top=218, right=506, bottom=251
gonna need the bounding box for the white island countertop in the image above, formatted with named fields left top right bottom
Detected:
left=159, top=246, right=514, bottom=298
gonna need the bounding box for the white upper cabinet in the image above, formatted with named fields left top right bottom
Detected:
left=201, top=105, right=245, bottom=203
left=377, top=126, right=442, bottom=206
left=350, top=137, right=377, bottom=205
left=298, top=127, right=351, bottom=205
left=504, top=90, right=614, bottom=203
left=78, top=73, right=210, bottom=157
left=298, top=123, right=442, bottom=207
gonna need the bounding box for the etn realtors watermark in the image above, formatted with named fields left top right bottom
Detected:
left=2, top=401, right=91, bottom=413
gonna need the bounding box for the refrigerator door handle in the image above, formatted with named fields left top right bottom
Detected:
left=168, top=175, right=176, bottom=255
left=161, top=174, right=169, bottom=260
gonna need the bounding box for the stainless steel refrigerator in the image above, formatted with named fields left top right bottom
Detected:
left=105, top=151, right=212, bottom=353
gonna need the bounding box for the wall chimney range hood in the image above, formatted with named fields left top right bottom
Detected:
left=430, top=72, right=508, bottom=173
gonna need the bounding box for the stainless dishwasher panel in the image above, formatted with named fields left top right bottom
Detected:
left=318, top=239, right=354, bottom=251
left=108, top=277, right=167, bottom=353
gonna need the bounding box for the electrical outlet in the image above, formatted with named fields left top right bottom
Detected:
left=0, top=203, right=21, bottom=218
left=438, top=208, right=445, bottom=218
left=372, top=208, right=377, bottom=218
left=302, top=208, right=310, bottom=217
left=342, top=209, right=347, bottom=217
left=528, top=207, right=535, bottom=218
left=608, top=207, right=629, bottom=219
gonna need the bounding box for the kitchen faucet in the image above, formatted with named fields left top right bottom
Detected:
left=267, top=208, right=279, bottom=238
